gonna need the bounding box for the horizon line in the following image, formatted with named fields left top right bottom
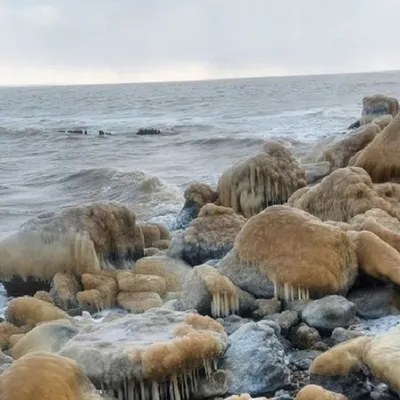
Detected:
left=1, top=67, right=400, bottom=89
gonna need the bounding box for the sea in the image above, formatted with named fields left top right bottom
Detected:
left=1, top=70, right=400, bottom=329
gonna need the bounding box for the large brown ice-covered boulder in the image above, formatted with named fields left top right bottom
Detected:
left=287, top=167, right=400, bottom=222
left=0, top=351, right=103, bottom=400
left=317, top=123, right=381, bottom=170
left=217, top=141, right=306, bottom=218
left=310, top=326, right=400, bottom=395
left=0, top=202, right=145, bottom=297
left=354, top=112, right=400, bottom=183
left=218, top=205, right=358, bottom=300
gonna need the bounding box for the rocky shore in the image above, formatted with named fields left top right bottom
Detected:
left=1, top=94, right=400, bottom=399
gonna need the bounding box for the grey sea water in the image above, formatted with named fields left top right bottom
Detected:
left=1, top=70, right=400, bottom=326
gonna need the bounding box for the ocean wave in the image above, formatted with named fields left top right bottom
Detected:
left=173, top=136, right=267, bottom=147
left=0, top=126, right=44, bottom=137
left=58, top=168, right=184, bottom=221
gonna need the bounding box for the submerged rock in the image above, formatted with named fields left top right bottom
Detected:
left=136, top=128, right=161, bottom=135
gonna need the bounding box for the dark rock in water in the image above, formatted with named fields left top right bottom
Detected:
left=59, top=129, right=87, bottom=134
left=348, top=119, right=361, bottom=130
left=330, top=327, right=365, bottom=346
left=99, top=130, right=112, bottom=136
left=2, top=277, right=50, bottom=297
left=289, top=349, right=322, bottom=370
left=221, top=321, right=290, bottom=396
left=136, top=128, right=161, bottom=135
left=173, top=199, right=202, bottom=231
left=302, top=295, right=357, bottom=332
left=310, top=370, right=373, bottom=400
left=347, top=286, right=400, bottom=319
left=172, top=183, right=218, bottom=231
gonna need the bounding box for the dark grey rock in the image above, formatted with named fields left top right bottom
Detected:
left=330, top=327, right=365, bottom=346
left=274, top=389, right=293, bottom=400
left=218, top=250, right=275, bottom=298
left=264, top=311, right=299, bottom=336
left=290, top=323, right=321, bottom=350
left=283, top=299, right=311, bottom=314
left=310, top=341, right=330, bottom=352
left=217, top=315, right=253, bottom=336
left=193, top=369, right=231, bottom=399
left=302, top=161, right=331, bottom=184
left=253, top=298, right=282, bottom=319
left=221, top=321, right=290, bottom=396
left=370, top=383, right=399, bottom=400
left=258, top=319, right=282, bottom=337
left=289, top=349, right=322, bottom=370
left=302, top=295, right=356, bottom=332
left=347, top=286, right=399, bottom=320
left=310, top=370, right=373, bottom=400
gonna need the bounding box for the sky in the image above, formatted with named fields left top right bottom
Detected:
left=1, top=0, right=400, bottom=86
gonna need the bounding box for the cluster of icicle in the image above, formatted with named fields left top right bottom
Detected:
left=211, top=292, right=240, bottom=318
left=98, top=359, right=218, bottom=400
left=272, top=280, right=310, bottom=301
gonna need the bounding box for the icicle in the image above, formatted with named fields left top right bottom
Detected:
left=183, top=374, right=190, bottom=400
left=124, top=379, right=128, bottom=400
left=169, top=380, right=175, bottom=400
left=306, top=287, right=310, bottom=300
left=290, top=285, right=294, bottom=301
left=298, top=286, right=301, bottom=300
left=211, top=294, right=216, bottom=316
left=224, top=292, right=230, bottom=316
left=189, top=370, right=195, bottom=393
left=140, top=380, right=146, bottom=400
left=213, top=359, right=218, bottom=371
left=152, top=381, right=160, bottom=400
left=284, top=283, right=289, bottom=301
left=235, top=294, right=240, bottom=314
left=172, top=375, right=181, bottom=400
left=128, top=381, right=135, bottom=400
left=273, top=279, right=278, bottom=299
left=216, top=293, right=221, bottom=317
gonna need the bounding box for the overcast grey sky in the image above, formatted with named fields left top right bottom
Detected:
left=0, top=0, right=399, bottom=85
